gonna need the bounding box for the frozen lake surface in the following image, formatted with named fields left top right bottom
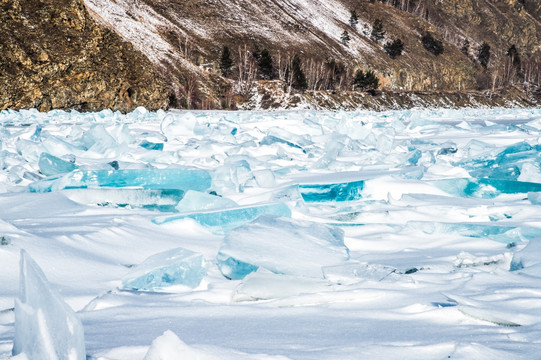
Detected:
left=1, top=107, right=541, bottom=359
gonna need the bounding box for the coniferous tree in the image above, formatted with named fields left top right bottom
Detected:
left=252, top=45, right=261, bottom=61
left=478, top=42, right=491, bottom=69
left=384, top=38, right=404, bottom=58
left=341, top=30, right=351, bottom=46
left=258, top=49, right=274, bottom=79
left=349, top=10, right=359, bottom=29
left=506, top=45, right=521, bottom=68
left=371, top=19, right=385, bottom=42
left=353, top=69, right=379, bottom=90
left=421, top=32, right=444, bottom=56
left=291, top=54, right=307, bottom=91
left=220, top=46, right=234, bottom=77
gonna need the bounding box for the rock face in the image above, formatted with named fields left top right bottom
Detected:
left=0, top=0, right=170, bottom=112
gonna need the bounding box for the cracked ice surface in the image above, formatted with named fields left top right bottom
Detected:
left=1, top=108, right=541, bottom=359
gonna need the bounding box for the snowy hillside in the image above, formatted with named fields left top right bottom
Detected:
left=2, top=108, right=541, bottom=358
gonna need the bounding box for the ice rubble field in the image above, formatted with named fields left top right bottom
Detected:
left=1, top=108, right=541, bottom=359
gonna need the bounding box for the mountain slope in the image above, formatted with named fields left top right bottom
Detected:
left=81, top=0, right=540, bottom=109
left=1, top=0, right=540, bottom=111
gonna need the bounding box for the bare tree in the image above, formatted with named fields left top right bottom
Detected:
left=182, top=73, right=198, bottom=109
left=234, top=44, right=258, bottom=96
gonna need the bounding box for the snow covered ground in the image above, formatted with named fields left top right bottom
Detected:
left=1, top=108, right=541, bottom=359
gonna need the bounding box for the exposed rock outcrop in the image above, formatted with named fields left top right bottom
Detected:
left=0, top=0, right=170, bottom=112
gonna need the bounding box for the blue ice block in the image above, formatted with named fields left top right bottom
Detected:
left=215, top=255, right=259, bottom=280
left=299, top=180, right=364, bottom=202
left=122, top=247, right=206, bottom=291
left=408, top=149, right=422, bottom=165
left=460, top=142, right=541, bottom=180
left=431, top=178, right=541, bottom=198
left=38, top=152, right=78, bottom=176
left=29, top=168, right=212, bottom=193
left=153, top=203, right=291, bottom=234
left=139, top=140, right=164, bottom=151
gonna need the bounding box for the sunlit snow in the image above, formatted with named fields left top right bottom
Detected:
left=1, top=107, right=541, bottom=359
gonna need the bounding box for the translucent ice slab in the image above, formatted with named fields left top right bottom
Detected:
left=29, top=168, right=212, bottom=193
left=122, top=247, right=206, bottom=291
left=406, top=221, right=538, bottom=243
left=63, top=188, right=184, bottom=211
left=299, top=180, right=364, bottom=202
left=175, top=190, right=237, bottom=213
left=154, top=203, right=291, bottom=234
left=322, top=262, right=400, bottom=284
left=232, top=271, right=333, bottom=302
left=430, top=178, right=541, bottom=198
left=12, top=250, right=86, bottom=359
left=216, top=215, right=349, bottom=280
left=38, top=152, right=78, bottom=176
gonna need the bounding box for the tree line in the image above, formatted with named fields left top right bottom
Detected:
left=219, top=44, right=381, bottom=94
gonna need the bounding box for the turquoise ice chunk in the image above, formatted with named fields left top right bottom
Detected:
left=216, top=215, right=349, bottom=280
left=139, top=140, right=164, bottom=151
left=460, top=142, right=540, bottom=180
left=122, top=247, right=206, bottom=291
left=28, top=168, right=212, bottom=193
left=408, top=149, right=422, bottom=165
left=215, top=254, right=259, bottom=280
left=467, top=179, right=541, bottom=197
left=153, top=202, right=291, bottom=234
left=299, top=180, right=364, bottom=202
left=30, top=125, right=42, bottom=141
left=38, top=152, right=78, bottom=176
left=431, top=178, right=541, bottom=198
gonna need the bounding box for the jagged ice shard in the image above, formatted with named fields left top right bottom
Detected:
left=28, top=168, right=212, bottom=193
left=122, top=247, right=207, bottom=291
left=12, top=250, right=86, bottom=360
left=216, top=215, right=349, bottom=280
left=38, top=153, right=78, bottom=177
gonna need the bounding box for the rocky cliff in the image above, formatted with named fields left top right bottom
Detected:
left=0, top=0, right=170, bottom=112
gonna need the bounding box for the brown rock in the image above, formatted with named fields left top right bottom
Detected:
left=0, top=0, right=171, bottom=112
